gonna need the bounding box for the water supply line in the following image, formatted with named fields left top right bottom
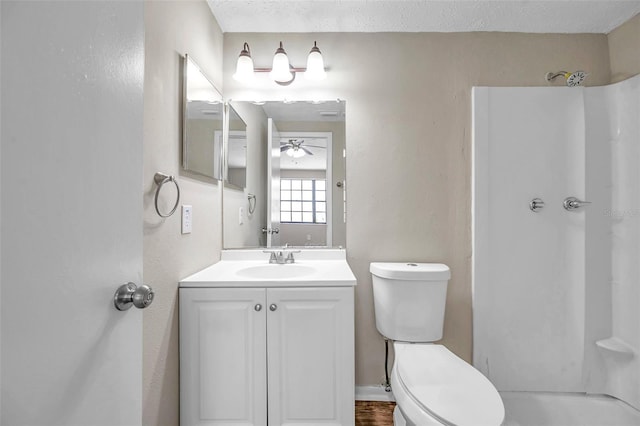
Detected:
left=384, top=339, right=392, bottom=392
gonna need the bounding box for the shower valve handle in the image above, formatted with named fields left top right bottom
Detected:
left=563, top=197, right=591, bottom=211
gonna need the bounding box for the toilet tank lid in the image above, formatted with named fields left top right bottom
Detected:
left=370, top=262, right=450, bottom=281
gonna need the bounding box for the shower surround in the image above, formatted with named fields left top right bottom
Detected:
left=473, top=74, right=640, bottom=423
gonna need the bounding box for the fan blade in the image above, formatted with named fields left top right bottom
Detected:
left=301, top=146, right=314, bottom=156
left=280, top=145, right=292, bottom=152
left=303, top=144, right=325, bottom=149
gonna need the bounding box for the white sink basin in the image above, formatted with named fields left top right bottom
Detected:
left=180, top=249, right=356, bottom=288
left=236, top=264, right=316, bottom=279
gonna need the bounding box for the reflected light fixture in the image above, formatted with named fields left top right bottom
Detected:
left=286, top=146, right=306, bottom=158
left=233, top=41, right=327, bottom=86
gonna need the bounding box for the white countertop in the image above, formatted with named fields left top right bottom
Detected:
left=180, top=249, right=357, bottom=288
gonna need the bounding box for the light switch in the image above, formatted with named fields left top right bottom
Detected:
left=239, top=207, right=244, bottom=225
left=182, top=205, right=192, bottom=234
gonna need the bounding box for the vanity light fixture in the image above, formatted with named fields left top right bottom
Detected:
left=305, top=42, right=326, bottom=81
left=233, top=41, right=327, bottom=86
left=270, top=42, right=293, bottom=83
left=233, top=42, right=255, bottom=82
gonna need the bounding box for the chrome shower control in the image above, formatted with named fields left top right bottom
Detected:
left=529, top=198, right=545, bottom=212
left=563, top=197, right=591, bottom=211
left=114, top=282, right=155, bottom=311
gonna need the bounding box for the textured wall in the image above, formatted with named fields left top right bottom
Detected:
left=608, top=13, right=640, bottom=83
left=143, top=1, right=223, bottom=424
left=223, top=32, right=611, bottom=386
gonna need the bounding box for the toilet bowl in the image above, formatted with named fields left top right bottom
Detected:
left=391, top=343, right=504, bottom=426
left=370, top=262, right=505, bottom=426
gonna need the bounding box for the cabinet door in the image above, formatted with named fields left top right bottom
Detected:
left=180, top=288, right=267, bottom=426
left=266, top=287, right=355, bottom=426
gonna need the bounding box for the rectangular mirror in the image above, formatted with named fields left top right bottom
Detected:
left=182, top=54, right=223, bottom=180
left=223, top=100, right=346, bottom=249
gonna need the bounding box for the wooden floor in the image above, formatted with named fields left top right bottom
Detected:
left=355, top=401, right=396, bottom=426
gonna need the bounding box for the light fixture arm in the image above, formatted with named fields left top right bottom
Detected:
left=255, top=65, right=301, bottom=86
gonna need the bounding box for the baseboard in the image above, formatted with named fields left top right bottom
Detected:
left=355, top=385, right=396, bottom=402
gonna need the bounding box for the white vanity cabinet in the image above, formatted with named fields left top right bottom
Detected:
left=180, top=285, right=355, bottom=426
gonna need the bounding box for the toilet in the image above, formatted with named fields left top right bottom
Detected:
left=370, top=262, right=505, bottom=426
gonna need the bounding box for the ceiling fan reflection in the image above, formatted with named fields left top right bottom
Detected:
left=280, top=139, right=325, bottom=158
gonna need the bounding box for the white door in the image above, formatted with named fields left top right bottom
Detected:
left=1, top=2, right=145, bottom=424
left=266, top=287, right=355, bottom=426
left=180, top=288, right=267, bottom=426
left=267, top=118, right=281, bottom=247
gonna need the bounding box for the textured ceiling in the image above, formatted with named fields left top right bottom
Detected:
left=207, top=0, right=640, bottom=34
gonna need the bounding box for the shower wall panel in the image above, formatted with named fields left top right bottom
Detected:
left=473, top=87, right=587, bottom=392
left=600, top=75, right=640, bottom=409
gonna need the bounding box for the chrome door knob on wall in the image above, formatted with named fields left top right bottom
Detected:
left=114, top=282, right=155, bottom=311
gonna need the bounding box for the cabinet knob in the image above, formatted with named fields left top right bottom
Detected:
left=254, top=304, right=262, bottom=312
left=269, top=304, right=278, bottom=312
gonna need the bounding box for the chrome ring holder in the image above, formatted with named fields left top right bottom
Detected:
left=154, top=172, right=180, bottom=218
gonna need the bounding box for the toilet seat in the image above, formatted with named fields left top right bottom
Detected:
left=393, top=343, right=504, bottom=426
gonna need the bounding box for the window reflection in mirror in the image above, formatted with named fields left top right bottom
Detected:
left=223, top=100, right=345, bottom=249
left=182, top=54, right=223, bottom=180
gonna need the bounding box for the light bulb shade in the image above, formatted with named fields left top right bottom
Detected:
left=305, top=51, right=326, bottom=80
left=286, top=147, right=295, bottom=157
left=305, top=42, right=326, bottom=81
left=233, top=54, right=255, bottom=82
left=269, top=42, right=293, bottom=82
left=292, top=148, right=305, bottom=158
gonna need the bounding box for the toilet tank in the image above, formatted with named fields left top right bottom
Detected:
left=370, top=262, right=451, bottom=342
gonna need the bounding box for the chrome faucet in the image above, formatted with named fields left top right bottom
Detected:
left=263, top=249, right=301, bottom=264
left=265, top=250, right=285, bottom=264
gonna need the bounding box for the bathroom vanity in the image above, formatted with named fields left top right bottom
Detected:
left=179, top=249, right=356, bottom=426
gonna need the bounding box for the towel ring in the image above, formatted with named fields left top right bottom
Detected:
left=154, top=172, right=180, bottom=218
left=248, top=193, right=256, bottom=215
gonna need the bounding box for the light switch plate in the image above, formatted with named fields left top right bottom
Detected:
left=182, top=205, right=192, bottom=234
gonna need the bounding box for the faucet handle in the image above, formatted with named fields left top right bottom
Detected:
left=263, top=250, right=278, bottom=263
left=285, top=250, right=301, bottom=263
left=563, top=197, right=591, bottom=211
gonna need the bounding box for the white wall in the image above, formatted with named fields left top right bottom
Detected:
left=143, top=1, right=224, bottom=424
left=224, top=32, right=611, bottom=386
